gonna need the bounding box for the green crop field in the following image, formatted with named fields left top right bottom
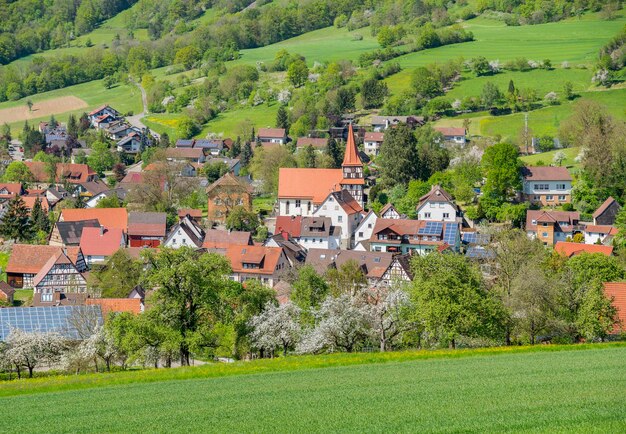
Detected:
left=1, top=344, right=625, bottom=433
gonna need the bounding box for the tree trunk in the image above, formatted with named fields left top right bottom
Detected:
left=505, top=329, right=511, bottom=346
left=15, top=364, right=21, bottom=379
left=28, top=365, right=34, bottom=378
left=449, top=338, right=456, bottom=349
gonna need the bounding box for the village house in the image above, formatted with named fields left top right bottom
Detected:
left=79, top=226, right=126, bottom=265
left=225, top=244, right=289, bottom=287
left=178, top=209, right=203, bottom=224
left=194, top=139, right=224, bottom=156
left=264, top=233, right=307, bottom=267
left=525, top=210, right=580, bottom=246
left=88, top=105, right=121, bottom=128
left=203, top=229, right=253, bottom=249
left=49, top=219, right=101, bottom=246
left=32, top=250, right=88, bottom=301
left=127, top=212, right=167, bottom=247
left=380, top=203, right=402, bottom=219
left=593, top=197, right=620, bottom=226
left=6, top=245, right=87, bottom=288
left=117, top=132, right=143, bottom=154
left=370, top=115, right=425, bottom=131
left=75, top=180, right=110, bottom=198
left=312, top=190, right=363, bottom=249
left=165, top=147, right=206, bottom=164
left=60, top=208, right=128, bottom=233
left=206, top=172, right=253, bottom=224
left=163, top=215, right=205, bottom=248
left=369, top=218, right=460, bottom=255
left=278, top=124, right=365, bottom=215
left=363, top=132, right=384, bottom=156
left=298, top=217, right=341, bottom=250
left=434, top=127, right=467, bottom=146
left=85, top=188, right=127, bottom=208
left=205, top=156, right=241, bottom=176
left=554, top=241, right=613, bottom=258
left=257, top=128, right=287, bottom=144
left=521, top=166, right=572, bottom=206
left=24, top=162, right=98, bottom=188
left=379, top=254, right=414, bottom=287
left=0, top=183, right=24, bottom=200
left=416, top=185, right=459, bottom=222
left=582, top=224, right=618, bottom=245
left=354, top=210, right=378, bottom=248
left=602, top=282, right=626, bottom=335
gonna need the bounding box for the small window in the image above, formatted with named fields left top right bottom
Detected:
left=558, top=195, right=566, bottom=201
left=358, top=232, right=363, bottom=237
left=296, top=200, right=301, bottom=208
left=368, top=224, right=372, bottom=228
left=546, top=195, right=553, bottom=200
left=443, top=213, right=449, bottom=219
left=542, top=232, right=548, bottom=237
left=424, top=213, right=431, bottom=218
left=338, top=216, right=343, bottom=222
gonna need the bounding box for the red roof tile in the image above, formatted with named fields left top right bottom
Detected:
left=61, top=208, right=128, bottom=231
left=203, top=229, right=252, bottom=249
left=521, top=166, right=572, bottom=181
left=278, top=168, right=344, bottom=203
left=296, top=137, right=328, bottom=148
left=554, top=242, right=613, bottom=258
left=225, top=244, right=283, bottom=275
left=275, top=216, right=303, bottom=238
left=80, top=227, right=125, bottom=256
left=603, top=282, right=626, bottom=333
left=6, top=245, right=82, bottom=274
left=434, top=127, right=466, bottom=137
left=86, top=298, right=142, bottom=315
left=258, top=128, right=286, bottom=138
left=24, top=162, right=97, bottom=184
left=364, top=132, right=384, bottom=142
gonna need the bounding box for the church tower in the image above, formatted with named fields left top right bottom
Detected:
left=340, top=123, right=364, bottom=206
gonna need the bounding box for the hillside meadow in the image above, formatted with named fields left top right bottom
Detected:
left=0, top=344, right=625, bottom=433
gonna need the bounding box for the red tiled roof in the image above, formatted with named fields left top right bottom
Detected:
left=584, top=224, right=616, bottom=234
left=202, top=229, right=252, bottom=249
left=593, top=197, right=618, bottom=219
left=178, top=209, right=203, bottom=218
left=88, top=105, right=111, bottom=116
left=275, top=216, right=303, bottom=238
left=418, top=185, right=454, bottom=206
left=6, top=245, right=82, bottom=274
left=258, top=128, right=286, bottom=138
left=278, top=168, right=344, bottom=203
left=342, top=124, right=362, bottom=166
left=434, top=127, right=466, bottom=137
left=61, top=208, right=128, bottom=231
left=86, top=298, right=142, bottom=315
left=603, top=282, right=626, bottom=333
left=296, top=137, right=328, bottom=148
left=364, top=132, right=384, bottom=142
left=521, top=166, right=572, bottom=181
left=79, top=227, right=124, bottom=256
left=225, top=244, right=283, bottom=275
left=554, top=242, right=613, bottom=258
left=21, top=195, right=49, bottom=212
left=0, top=281, right=15, bottom=298
left=120, top=172, right=145, bottom=184
left=24, top=162, right=96, bottom=184
left=526, top=210, right=579, bottom=231
left=165, top=148, right=204, bottom=160
left=128, top=212, right=166, bottom=237
left=32, top=251, right=75, bottom=287
left=0, top=183, right=22, bottom=196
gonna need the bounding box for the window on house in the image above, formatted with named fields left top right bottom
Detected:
left=558, top=195, right=566, bottom=201
left=424, top=213, right=431, bottom=218
left=338, top=216, right=343, bottom=222
left=542, top=223, right=548, bottom=227
left=531, top=219, right=537, bottom=225
left=286, top=201, right=290, bottom=213
left=542, top=232, right=548, bottom=237
left=296, top=200, right=301, bottom=208
left=556, top=184, right=566, bottom=190
left=358, top=232, right=363, bottom=237
left=443, top=213, right=449, bottom=219
left=368, top=224, right=372, bottom=228
left=546, top=195, right=553, bottom=200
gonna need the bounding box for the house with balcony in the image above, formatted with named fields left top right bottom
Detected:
left=521, top=166, right=572, bottom=206
left=369, top=219, right=460, bottom=255
left=226, top=245, right=289, bottom=287
left=525, top=210, right=580, bottom=246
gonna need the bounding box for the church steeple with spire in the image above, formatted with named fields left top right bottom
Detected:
left=340, top=123, right=365, bottom=206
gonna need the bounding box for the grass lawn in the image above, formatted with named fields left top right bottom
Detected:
left=253, top=195, right=276, bottom=214
left=520, top=147, right=582, bottom=169
left=233, top=26, right=380, bottom=66
left=12, top=290, right=32, bottom=307
left=1, top=344, right=624, bottom=432
left=200, top=103, right=280, bottom=138
left=1, top=80, right=142, bottom=134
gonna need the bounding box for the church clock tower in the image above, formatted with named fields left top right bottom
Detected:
left=340, top=123, right=364, bottom=206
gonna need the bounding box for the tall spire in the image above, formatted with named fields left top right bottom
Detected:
left=342, top=123, right=362, bottom=167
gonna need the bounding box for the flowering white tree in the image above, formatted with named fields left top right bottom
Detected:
left=277, top=89, right=291, bottom=104
left=296, top=294, right=373, bottom=354
left=80, top=325, right=119, bottom=371
left=552, top=151, right=566, bottom=167
left=5, top=329, right=65, bottom=378
left=249, top=302, right=302, bottom=357
left=369, top=289, right=412, bottom=352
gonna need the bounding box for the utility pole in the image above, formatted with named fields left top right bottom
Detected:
left=524, top=112, right=529, bottom=155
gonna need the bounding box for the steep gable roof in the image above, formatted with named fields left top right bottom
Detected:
left=128, top=212, right=167, bottom=237
left=593, top=197, right=619, bottom=219
left=166, top=216, right=205, bottom=247
left=0, top=281, right=16, bottom=298
left=603, top=282, right=626, bottom=334
left=226, top=244, right=284, bottom=275
left=33, top=251, right=77, bottom=287
left=205, top=172, right=252, bottom=196
left=54, top=219, right=101, bottom=245
left=203, top=229, right=252, bottom=249
left=0, top=183, right=23, bottom=197
left=342, top=124, right=362, bottom=167
left=418, top=185, right=455, bottom=207
left=325, top=189, right=363, bottom=214
left=7, top=245, right=83, bottom=274
left=258, top=128, right=286, bottom=138
left=61, top=208, right=128, bottom=232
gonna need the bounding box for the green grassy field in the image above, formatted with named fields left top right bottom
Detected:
left=0, top=80, right=142, bottom=134
left=1, top=344, right=624, bottom=433
left=520, top=146, right=582, bottom=168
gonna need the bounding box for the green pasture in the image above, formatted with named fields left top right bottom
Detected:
left=520, top=146, right=582, bottom=168
left=1, top=344, right=624, bottom=433
left=0, top=80, right=142, bottom=134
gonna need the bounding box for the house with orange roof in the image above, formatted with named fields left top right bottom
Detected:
left=278, top=124, right=365, bottom=216
left=202, top=229, right=253, bottom=249
left=79, top=226, right=126, bottom=265
left=60, top=208, right=128, bottom=232
left=206, top=172, right=253, bottom=224
left=380, top=203, right=401, bottom=219
left=434, top=126, right=467, bottom=146
left=33, top=250, right=87, bottom=301
left=87, top=297, right=143, bottom=315
left=225, top=244, right=289, bottom=287
left=526, top=210, right=580, bottom=246
left=312, top=189, right=363, bottom=249
left=521, top=166, right=572, bottom=206
left=296, top=137, right=327, bottom=151
left=582, top=224, right=618, bottom=245
left=6, top=245, right=87, bottom=288
left=0, top=183, right=24, bottom=199
left=88, top=105, right=121, bottom=127
left=593, top=197, right=620, bottom=226
left=602, top=282, right=626, bottom=334
left=554, top=241, right=613, bottom=258
left=24, top=162, right=98, bottom=187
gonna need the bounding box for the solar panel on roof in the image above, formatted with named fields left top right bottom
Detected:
left=443, top=224, right=459, bottom=245
left=418, top=221, right=443, bottom=235
left=0, top=306, right=103, bottom=341
left=462, top=232, right=477, bottom=244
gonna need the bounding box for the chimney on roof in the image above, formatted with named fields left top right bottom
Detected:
left=99, top=225, right=104, bottom=236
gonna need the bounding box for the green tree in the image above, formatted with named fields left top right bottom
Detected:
left=226, top=206, right=260, bottom=233
left=299, top=144, right=316, bottom=168
left=411, top=67, right=442, bottom=102
left=291, top=266, right=329, bottom=312
left=287, top=59, right=309, bottom=88
left=240, top=142, right=253, bottom=167
left=96, top=195, right=122, bottom=208
left=481, top=82, right=502, bottom=108
left=563, top=81, right=574, bottom=100
left=88, top=250, right=143, bottom=298
left=481, top=143, right=522, bottom=200
left=275, top=105, right=290, bottom=133
left=144, top=248, right=234, bottom=365
left=67, top=114, right=78, bottom=139
left=471, top=56, right=492, bottom=76
left=3, top=161, right=34, bottom=184
left=325, top=137, right=342, bottom=168
left=0, top=195, right=32, bottom=241
left=30, top=197, right=50, bottom=235
left=204, top=161, right=230, bottom=184
left=361, top=78, right=388, bottom=109
left=174, top=46, right=200, bottom=70
left=177, top=117, right=200, bottom=139
left=87, top=141, right=115, bottom=175
left=378, top=124, right=419, bottom=187
left=410, top=253, right=506, bottom=348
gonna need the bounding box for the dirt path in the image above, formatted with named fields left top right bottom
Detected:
left=126, top=80, right=159, bottom=139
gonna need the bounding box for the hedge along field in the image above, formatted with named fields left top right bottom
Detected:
left=1, top=344, right=625, bottom=433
